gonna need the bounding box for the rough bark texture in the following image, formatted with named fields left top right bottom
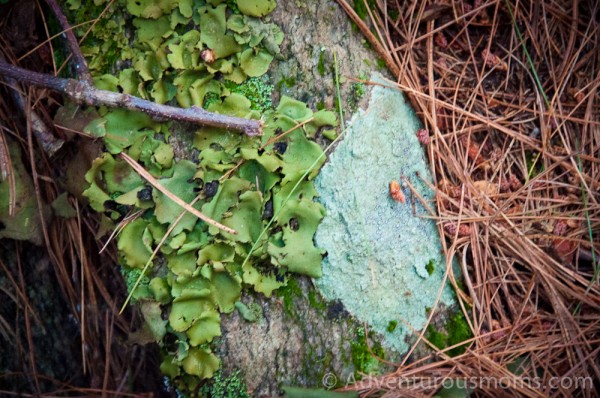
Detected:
left=270, top=0, right=380, bottom=111
left=216, top=278, right=367, bottom=396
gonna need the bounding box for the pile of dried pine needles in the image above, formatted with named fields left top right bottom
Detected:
left=336, top=0, right=599, bottom=397
left=0, top=1, right=162, bottom=395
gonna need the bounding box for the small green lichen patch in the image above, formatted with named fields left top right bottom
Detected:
left=224, top=75, right=273, bottom=112
left=347, top=81, right=366, bottom=111
left=350, top=327, right=385, bottom=378
left=426, top=311, right=473, bottom=357
left=426, top=259, right=436, bottom=276
left=317, top=49, right=327, bottom=76
left=201, top=370, right=251, bottom=398
left=120, top=266, right=151, bottom=301
left=276, top=277, right=304, bottom=317
left=234, top=300, right=263, bottom=322
left=386, top=320, right=397, bottom=333
left=352, top=0, right=377, bottom=20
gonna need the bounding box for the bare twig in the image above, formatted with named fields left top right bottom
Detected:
left=0, top=53, right=63, bottom=156
left=44, top=0, right=92, bottom=83
left=0, top=61, right=263, bottom=136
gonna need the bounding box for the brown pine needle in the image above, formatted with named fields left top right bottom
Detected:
left=119, top=152, right=237, bottom=235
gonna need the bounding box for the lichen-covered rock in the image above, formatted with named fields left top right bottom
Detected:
left=217, top=278, right=362, bottom=396
left=212, top=1, right=407, bottom=396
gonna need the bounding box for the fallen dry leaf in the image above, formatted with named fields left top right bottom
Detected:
left=389, top=180, right=406, bottom=203
left=444, top=222, right=472, bottom=237
left=482, top=49, right=508, bottom=71
left=435, top=32, right=448, bottom=49
left=416, top=128, right=429, bottom=145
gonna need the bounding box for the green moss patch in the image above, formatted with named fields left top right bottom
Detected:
left=426, top=311, right=472, bottom=357
left=200, top=370, right=251, bottom=398
left=350, top=327, right=385, bottom=378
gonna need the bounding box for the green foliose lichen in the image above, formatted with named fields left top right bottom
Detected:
left=61, top=0, right=131, bottom=75
left=71, top=0, right=339, bottom=392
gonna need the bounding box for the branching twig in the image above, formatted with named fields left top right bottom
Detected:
left=0, top=62, right=263, bottom=136
left=44, top=0, right=92, bottom=83
left=0, top=53, right=63, bottom=156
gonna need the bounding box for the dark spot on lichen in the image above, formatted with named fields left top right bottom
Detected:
left=163, top=332, right=178, bottom=353
left=289, top=218, right=299, bottom=231
left=137, top=186, right=153, bottom=201
left=273, top=141, right=287, bottom=154
left=190, top=148, right=201, bottom=164
left=204, top=180, right=219, bottom=198
left=103, top=199, right=118, bottom=211
left=262, top=199, right=274, bottom=220
left=253, top=260, right=278, bottom=277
